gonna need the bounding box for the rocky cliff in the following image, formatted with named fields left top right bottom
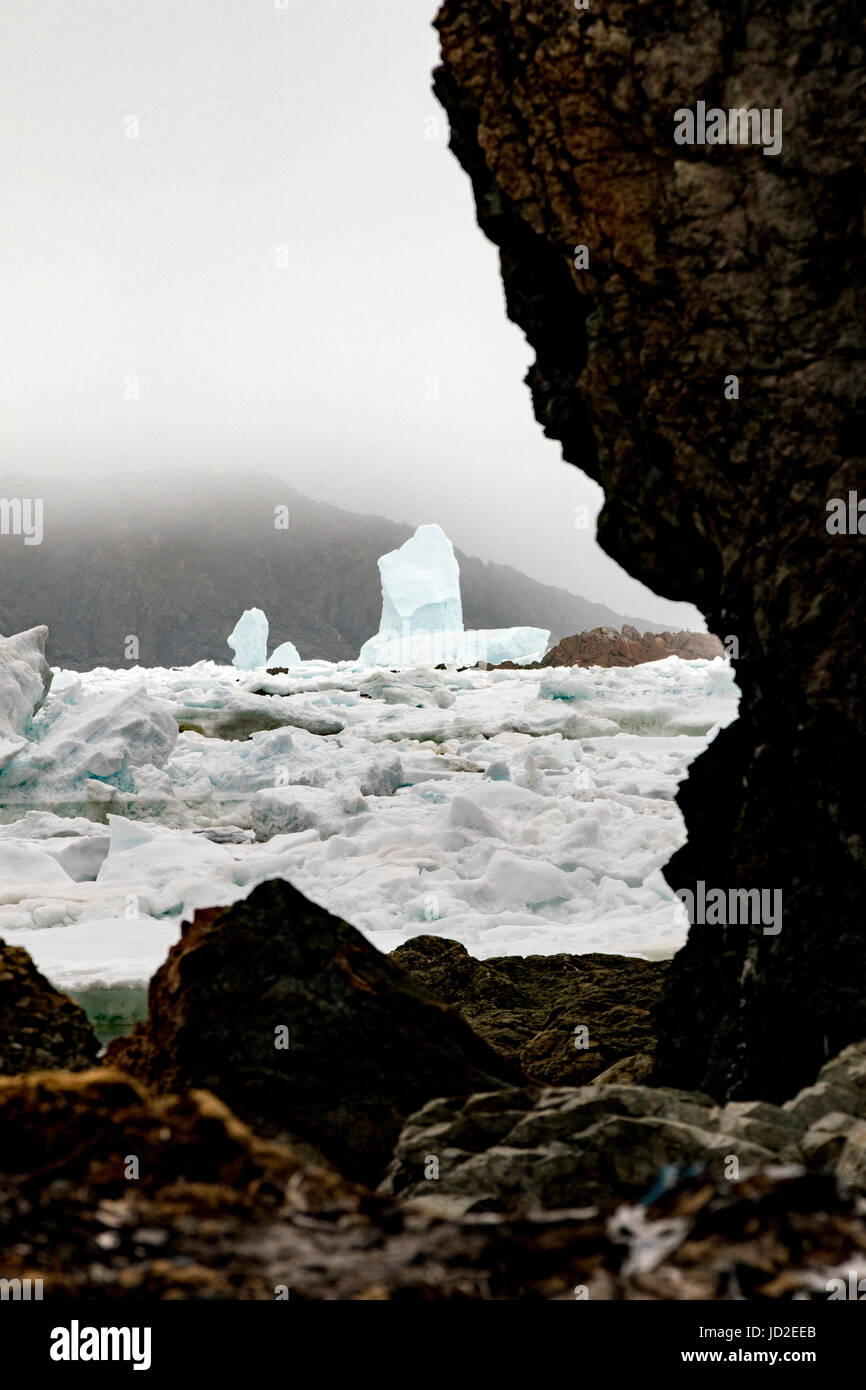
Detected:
left=434, top=0, right=866, bottom=1099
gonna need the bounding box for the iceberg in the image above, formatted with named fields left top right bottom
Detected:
left=0, top=626, right=53, bottom=762
left=268, top=640, right=301, bottom=669
left=227, top=608, right=269, bottom=669
left=377, top=522, right=463, bottom=637
left=227, top=610, right=302, bottom=670
left=359, top=523, right=549, bottom=668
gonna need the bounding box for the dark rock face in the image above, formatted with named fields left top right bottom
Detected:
left=541, top=625, right=723, bottom=668
left=105, top=880, right=522, bottom=1185
left=390, top=936, right=665, bottom=1085
left=434, top=0, right=866, bottom=1100
left=0, top=939, right=100, bottom=1074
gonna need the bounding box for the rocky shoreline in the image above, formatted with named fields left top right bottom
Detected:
left=3, top=882, right=866, bottom=1299
left=493, top=625, right=724, bottom=671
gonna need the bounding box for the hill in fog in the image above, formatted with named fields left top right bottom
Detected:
left=0, top=473, right=670, bottom=668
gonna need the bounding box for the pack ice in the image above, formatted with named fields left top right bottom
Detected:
left=0, top=617, right=740, bottom=1035
left=359, top=524, right=550, bottom=667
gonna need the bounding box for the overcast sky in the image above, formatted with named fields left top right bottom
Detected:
left=0, top=0, right=701, bottom=627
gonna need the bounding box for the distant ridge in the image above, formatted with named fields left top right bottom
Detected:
left=0, top=472, right=672, bottom=668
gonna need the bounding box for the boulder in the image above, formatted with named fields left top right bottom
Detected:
left=801, top=1112, right=862, bottom=1173
left=106, top=879, right=522, bottom=1184
left=381, top=1083, right=771, bottom=1216
left=0, top=1068, right=303, bottom=1203
left=389, top=936, right=665, bottom=1086
left=0, top=938, right=99, bottom=1075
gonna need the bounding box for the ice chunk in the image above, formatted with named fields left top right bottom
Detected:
left=251, top=784, right=369, bottom=841
left=268, top=640, right=301, bottom=669
left=0, top=626, right=53, bottom=763
left=0, top=839, right=75, bottom=898
left=227, top=608, right=269, bottom=669
left=0, top=682, right=178, bottom=802
left=379, top=522, right=463, bottom=636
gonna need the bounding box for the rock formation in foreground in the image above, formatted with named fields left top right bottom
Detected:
left=0, top=938, right=99, bottom=1075
left=105, top=880, right=522, bottom=1184
left=434, top=0, right=866, bottom=1100
left=4, top=1054, right=866, bottom=1298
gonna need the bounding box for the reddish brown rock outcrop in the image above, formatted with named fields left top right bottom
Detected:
left=434, top=0, right=866, bottom=1101
left=0, top=938, right=99, bottom=1075
left=541, top=625, right=723, bottom=668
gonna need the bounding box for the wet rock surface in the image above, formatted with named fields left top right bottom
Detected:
left=0, top=938, right=100, bottom=1075
left=389, top=935, right=666, bottom=1085
left=105, top=881, right=523, bottom=1185
left=433, top=0, right=866, bottom=1101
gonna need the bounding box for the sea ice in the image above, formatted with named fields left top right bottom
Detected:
left=0, top=649, right=740, bottom=1007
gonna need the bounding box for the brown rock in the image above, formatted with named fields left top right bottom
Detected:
left=592, top=1052, right=656, bottom=1086
left=0, top=938, right=99, bottom=1075
left=389, top=936, right=665, bottom=1086
left=0, top=1067, right=306, bottom=1205
left=106, top=880, right=522, bottom=1184
left=540, top=626, right=724, bottom=669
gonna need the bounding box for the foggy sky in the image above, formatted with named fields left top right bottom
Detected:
left=0, top=0, right=702, bottom=628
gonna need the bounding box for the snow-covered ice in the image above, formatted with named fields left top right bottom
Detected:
left=359, top=523, right=550, bottom=667
left=0, top=626, right=53, bottom=769
left=0, top=641, right=740, bottom=1025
